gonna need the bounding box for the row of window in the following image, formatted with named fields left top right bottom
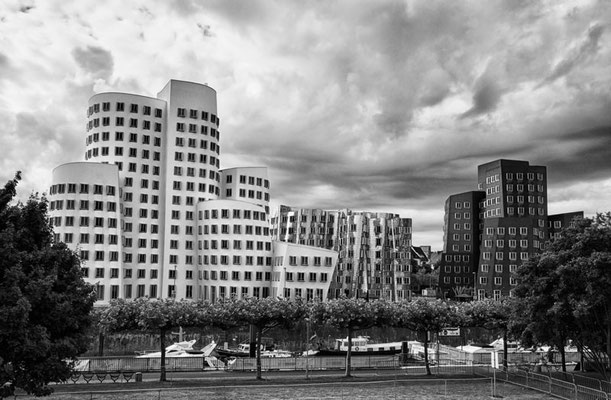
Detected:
left=225, top=174, right=270, bottom=188
left=173, top=151, right=219, bottom=167
left=206, top=286, right=270, bottom=301
left=87, top=131, right=162, bottom=146
left=88, top=102, right=163, bottom=117
left=176, top=107, right=219, bottom=125
left=201, top=209, right=267, bottom=221
left=174, top=137, right=219, bottom=153
left=505, top=172, right=544, bottom=182
left=224, top=188, right=269, bottom=201
left=443, top=265, right=471, bottom=273
left=200, top=224, right=270, bottom=236
left=201, top=239, right=271, bottom=251
left=85, top=146, right=161, bottom=161
left=175, top=123, right=220, bottom=138
left=480, top=264, right=518, bottom=273
left=87, top=117, right=163, bottom=132
left=443, top=276, right=473, bottom=284
left=50, top=199, right=119, bottom=212
left=282, top=255, right=334, bottom=267
left=201, top=255, right=272, bottom=266
left=56, top=232, right=119, bottom=245
left=283, top=288, right=325, bottom=301
left=50, top=183, right=116, bottom=196
left=203, top=270, right=271, bottom=281
left=275, top=214, right=336, bottom=224
left=478, top=276, right=518, bottom=286
left=485, top=226, right=533, bottom=236
left=481, top=252, right=530, bottom=261
left=284, top=271, right=329, bottom=282
left=51, top=216, right=119, bottom=228
left=453, top=201, right=472, bottom=209
left=483, top=239, right=531, bottom=248
left=444, top=254, right=471, bottom=262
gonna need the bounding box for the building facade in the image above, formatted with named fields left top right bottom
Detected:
left=439, top=159, right=583, bottom=301
left=48, top=80, right=337, bottom=304
left=271, top=206, right=412, bottom=300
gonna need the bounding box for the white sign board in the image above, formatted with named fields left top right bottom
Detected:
left=440, top=327, right=460, bottom=336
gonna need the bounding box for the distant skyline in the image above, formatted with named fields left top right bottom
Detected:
left=1, top=0, right=610, bottom=250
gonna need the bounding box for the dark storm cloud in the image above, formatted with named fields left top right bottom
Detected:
left=460, top=74, right=504, bottom=119
left=539, top=23, right=604, bottom=87
left=72, top=46, right=113, bottom=79
left=538, top=126, right=611, bottom=184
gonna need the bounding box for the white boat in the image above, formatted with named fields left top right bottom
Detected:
left=216, top=343, right=293, bottom=358
left=136, top=340, right=216, bottom=358
left=308, top=336, right=404, bottom=357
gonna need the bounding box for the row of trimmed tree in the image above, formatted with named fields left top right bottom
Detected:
left=98, top=297, right=517, bottom=380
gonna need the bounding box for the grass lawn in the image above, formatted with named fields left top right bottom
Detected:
left=17, top=377, right=558, bottom=399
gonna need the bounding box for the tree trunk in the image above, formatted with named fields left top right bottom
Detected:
left=560, top=344, right=566, bottom=373
left=424, top=331, right=431, bottom=375
left=256, top=326, right=263, bottom=380
left=502, top=330, right=508, bottom=371
left=98, top=332, right=104, bottom=357
left=345, top=327, right=353, bottom=377
left=607, top=317, right=611, bottom=378
left=159, top=328, right=167, bottom=382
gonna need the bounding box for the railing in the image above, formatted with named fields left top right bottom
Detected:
left=498, top=367, right=610, bottom=400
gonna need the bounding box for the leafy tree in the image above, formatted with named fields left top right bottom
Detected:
left=514, top=213, right=611, bottom=378
left=99, top=298, right=200, bottom=381
left=394, top=298, right=461, bottom=375
left=311, top=298, right=396, bottom=377
left=0, top=173, right=95, bottom=397
left=223, top=297, right=306, bottom=380
left=464, top=299, right=519, bottom=370
left=513, top=251, right=578, bottom=372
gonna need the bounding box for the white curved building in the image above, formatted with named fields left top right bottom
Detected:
left=48, top=79, right=338, bottom=304
left=49, top=162, right=122, bottom=301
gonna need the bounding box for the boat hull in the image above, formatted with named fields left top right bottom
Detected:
left=313, top=348, right=402, bottom=357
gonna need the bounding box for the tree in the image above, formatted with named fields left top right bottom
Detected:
left=0, top=173, right=96, bottom=397
left=394, top=298, right=461, bottom=375
left=464, top=299, right=519, bottom=370
left=515, top=213, right=611, bottom=378
left=223, top=297, right=306, bottom=380
left=311, top=298, right=396, bottom=377
left=99, top=298, right=200, bottom=381
left=513, top=253, right=577, bottom=372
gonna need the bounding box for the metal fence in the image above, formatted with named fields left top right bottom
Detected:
left=497, top=367, right=609, bottom=400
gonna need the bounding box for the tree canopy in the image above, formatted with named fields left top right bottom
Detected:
left=99, top=298, right=200, bottom=381
left=394, top=298, right=462, bottom=375
left=515, top=213, right=611, bottom=377
left=0, top=173, right=95, bottom=398
left=311, top=298, right=396, bottom=377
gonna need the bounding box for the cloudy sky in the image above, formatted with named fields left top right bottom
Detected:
left=1, top=0, right=610, bottom=249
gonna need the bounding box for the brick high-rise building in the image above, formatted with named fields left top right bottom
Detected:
left=439, top=159, right=583, bottom=301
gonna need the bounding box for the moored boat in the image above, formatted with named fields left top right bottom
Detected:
left=136, top=340, right=216, bottom=358
left=309, top=336, right=405, bottom=357
left=215, top=343, right=293, bottom=358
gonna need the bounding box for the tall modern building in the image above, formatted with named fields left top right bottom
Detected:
left=271, top=206, right=413, bottom=300
left=48, top=80, right=337, bottom=304
left=439, top=159, right=583, bottom=300
left=438, top=191, right=485, bottom=300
